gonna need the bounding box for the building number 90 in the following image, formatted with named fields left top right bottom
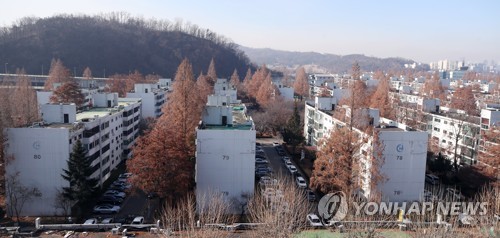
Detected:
left=34, top=154, right=41, bottom=160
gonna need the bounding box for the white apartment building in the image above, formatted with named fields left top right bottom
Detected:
left=127, top=83, right=167, bottom=118
left=304, top=96, right=428, bottom=202
left=195, top=93, right=255, bottom=213
left=4, top=93, right=141, bottom=216
left=214, top=78, right=237, bottom=102
left=361, top=119, right=428, bottom=202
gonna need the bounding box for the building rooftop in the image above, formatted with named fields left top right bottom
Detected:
left=76, top=108, right=117, bottom=121
left=202, top=104, right=254, bottom=130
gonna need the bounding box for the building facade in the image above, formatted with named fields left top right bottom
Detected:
left=4, top=93, right=141, bottom=216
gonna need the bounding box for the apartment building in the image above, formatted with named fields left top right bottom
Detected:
left=127, top=83, right=167, bottom=119
left=390, top=91, right=500, bottom=166
left=4, top=93, right=141, bottom=216
left=304, top=96, right=428, bottom=202
left=195, top=88, right=255, bottom=213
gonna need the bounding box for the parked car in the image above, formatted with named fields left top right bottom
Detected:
left=281, top=156, right=290, bottom=162
left=256, top=148, right=265, bottom=153
left=83, top=218, right=98, bottom=225
left=287, top=165, right=298, bottom=174
left=272, top=142, right=280, bottom=147
left=99, top=195, right=123, bottom=204
left=104, top=190, right=126, bottom=199
left=255, top=158, right=269, bottom=164
left=101, top=218, right=114, bottom=224
left=256, top=165, right=273, bottom=173
left=276, top=148, right=286, bottom=156
left=256, top=168, right=272, bottom=177
left=94, top=204, right=120, bottom=214
left=306, top=189, right=316, bottom=202
left=119, top=173, right=133, bottom=179
left=131, top=216, right=144, bottom=225
left=284, top=160, right=293, bottom=167
left=256, top=154, right=267, bottom=159
left=296, top=176, right=307, bottom=188
left=307, top=214, right=324, bottom=227
left=425, top=174, right=440, bottom=185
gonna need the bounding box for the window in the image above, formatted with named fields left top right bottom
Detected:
left=433, top=127, right=440, bottom=132
left=434, top=118, right=441, bottom=122
left=444, top=121, right=448, bottom=125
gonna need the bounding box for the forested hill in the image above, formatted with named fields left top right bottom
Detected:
left=240, top=46, right=428, bottom=73
left=0, top=14, right=252, bottom=78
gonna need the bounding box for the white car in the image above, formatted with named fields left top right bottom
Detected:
left=83, top=218, right=98, bottom=225
left=284, top=160, right=293, bottom=167
left=93, top=204, right=121, bottom=214
left=296, top=176, right=307, bottom=188
left=307, top=214, right=323, bottom=227
left=272, top=142, right=280, bottom=147
left=287, top=165, right=298, bottom=174
left=131, top=216, right=144, bottom=225
left=101, top=218, right=114, bottom=224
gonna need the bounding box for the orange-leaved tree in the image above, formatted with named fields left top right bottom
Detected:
left=206, top=57, right=217, bottom=86
left=310, top=126, right=362, bottom=195
left=293, top=67, right=309, bottom=99
left=229, top=69, right=240, bottom=89
left=255, top=72, right=278, bottom=108
left=370, top=74, right=395, bottom=119
left=50, top=79, right=85, bottom=108
left=44, top=58, right=71, bottom=91
left=127, top=58, right=202, bottom=205
left=450, top=86, right=478, bottom=116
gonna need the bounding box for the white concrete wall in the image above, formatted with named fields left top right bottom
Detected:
left=36, top=91, right=52, bottom=106
left=41, top=104, right=77, bottom=124
left=377, top=131, right=428, bottom=202
left=127, top=92, right=156, bottom=118
left=195, top=129, right=256, bottom=212
left=92, top=93, right=118, bottom=108
left=5, top=128, right=72, bottom=216
left=202, top=106, right=233, bottom=125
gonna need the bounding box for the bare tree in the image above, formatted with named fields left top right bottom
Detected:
left=247, top=176, right=311, bottom=237
left=12, top=69, right=39, bottom=127
left=106, top=74, right=129, bottom=97
left=5, top=172, right=42, bottom=223
left=161, top=192, right=234, bottom=237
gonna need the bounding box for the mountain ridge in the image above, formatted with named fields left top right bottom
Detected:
left=239, top=46, right=427, bottom=72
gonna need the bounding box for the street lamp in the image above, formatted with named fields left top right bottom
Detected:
left=4, top=63, right=7, bottom=74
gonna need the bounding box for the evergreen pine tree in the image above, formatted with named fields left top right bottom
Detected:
left=62, top=140, right=98, bottom=206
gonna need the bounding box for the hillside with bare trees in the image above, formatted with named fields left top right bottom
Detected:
left=0, top=13, right=252, bottom=78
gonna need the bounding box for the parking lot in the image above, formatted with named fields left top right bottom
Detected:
left=87, top=174, right=160, bottom=225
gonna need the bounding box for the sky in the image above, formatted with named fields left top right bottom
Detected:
left=1, top=0, right=499, bottom=63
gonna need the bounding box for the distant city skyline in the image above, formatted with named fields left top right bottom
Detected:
left=1, top=0, right=499, bottom=64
